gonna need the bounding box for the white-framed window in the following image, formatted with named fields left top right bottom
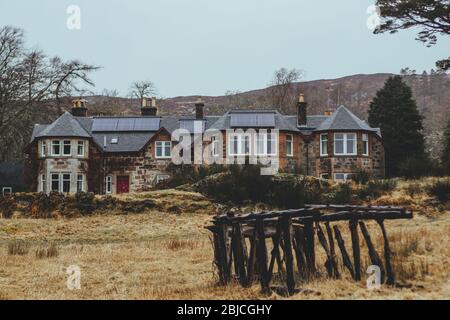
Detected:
left=156, top=174, right=170, bottom=184
left=111, top=138, right=119, bottom=144
left=2, top=187, right=12, bottom=196
left=320, top=134, right=328, bottom=156
left=41, top=174, right=46, bottom=193
left=286, top=134, right=293, bottom=157
left=76, top=174, right=84, bottom=192
left=334, top=133, right=356, bottom=155
left=211, top=136, right=220, bottom=157
left=362, top=133, right=369, bottom=156
left=77, top=141, right=85, bottom=157
left=41, top=141, right=47, bottom=157
left=50, top=173, right=71, bottom=193
left=334, top=173, right=352, bottom=181
left=51, top=140, right=61, bottom=156
left=320, top=173, right=329, bottom=180
left=105, top=175, right=112, bottom=194
left=155, top=141, right=172, bottom=158
left=229, top=133, right=251, bottom=156
left=63, top=140, right=71, bottom=156
left=254, top=133, right=277, bottom=156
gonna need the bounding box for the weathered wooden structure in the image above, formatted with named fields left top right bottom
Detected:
left=206, top=204, right=413, bottom=295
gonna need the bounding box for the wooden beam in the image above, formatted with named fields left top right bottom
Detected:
left=325, top=222, right=340, bottom=279
left=231, top=223, right=248, bottom=287
left=316, top=223, right=334, bottom=278
left=256, top=219, right=270, bottom=294
left=359, top=221, right=385, bottom=283
left=349, top=219, right=361, bottom=281
left=280, top=216, right=296, bottom=295
left=333, top=225, right=355, bottom=279
left=377, top=219, right=395, bottom=285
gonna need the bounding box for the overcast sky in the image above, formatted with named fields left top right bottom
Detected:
left=1, top=0, right=449, bottom=97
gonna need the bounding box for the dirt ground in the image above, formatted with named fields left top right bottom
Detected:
left=0, top=188, right=449, bottom=300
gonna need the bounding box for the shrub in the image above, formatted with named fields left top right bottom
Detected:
left=74, top=192, right=95, bottom=214
left=405, top=183, right=423, bottom=198
left=428, top=180, right=450, bottom=202
left=351, top=169, right=371, bottom=185
left=35, top=243, right=59, bottom=259
left=8, top=241, right=29, bottom=256
left=357, top=179, right=397, bottom=199
left=329, top=183, right=353, bottom=204
left=158, top=163, right=227, bottom=189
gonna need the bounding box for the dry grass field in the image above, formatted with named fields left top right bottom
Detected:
left=0, top=184, right=449, bottom=300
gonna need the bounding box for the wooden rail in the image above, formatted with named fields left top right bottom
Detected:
left=206, top=205, right=413, bottom=295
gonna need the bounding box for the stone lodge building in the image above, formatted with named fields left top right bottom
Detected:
left=24, top=96, right=384, bottom=194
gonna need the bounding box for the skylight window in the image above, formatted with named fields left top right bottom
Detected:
left=111, top=138, right=119, bottom=144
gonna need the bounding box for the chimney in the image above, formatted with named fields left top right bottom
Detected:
left=195, top=97, right=204, bottom=119
left=297, top=94, right=307, bottom=126
left=71, top=98, right=88, bottom=117
left=141, top=97, right=157, bottom=116
left=324, top=109, right=333, bottom=116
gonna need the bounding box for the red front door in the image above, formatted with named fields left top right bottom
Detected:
left=116, top=176, right=130, bottom=194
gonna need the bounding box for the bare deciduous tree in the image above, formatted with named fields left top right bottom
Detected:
left=267, top=68, right=303, bottom=113
left=0, top=25, right=99, bottom=162
left=129, top=80, right=157, bottom=100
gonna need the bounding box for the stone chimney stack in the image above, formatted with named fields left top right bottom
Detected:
left=71, top=98, right=88, bottom=117
left=195, top=98, right=204, bottom=119
left=141, top=97, right=157, bottom=116
left=297, top=94, right=307, bottom=126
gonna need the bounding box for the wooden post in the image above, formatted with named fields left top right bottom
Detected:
left=247, top=227, right=257, bottom=286
left=280, top=216, right=295, bottom=295
left=217, top=222, right=231, bottom=284
left=349, top=219, right=361, bottom=281
left=359, top=221, right=385, bottom=283
left=212, top=227, right=225, bottom=284
left=231, top=223, right=248, bottom=286
left=325, top=222, right=340, bottom=279
left=256, top=218, right=270, bottom=294
left=268, top=225, right=282, bottom=283
left=333, top=225, right=355, bottom=279
left=293, top=228, right=307, bottom=280
left=304, top=221, right=316, bottom=275
left=377, top=219, right=395, bottom=285
left=316, top=223, right=334, bottom=278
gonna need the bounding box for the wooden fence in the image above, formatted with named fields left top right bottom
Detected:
left=206, top=204, right=413, bottom=295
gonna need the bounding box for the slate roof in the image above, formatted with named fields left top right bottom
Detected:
left=315, top=106, right=381, bottom=136
left=29, top=105, right=381, bottom=153
left=34, top=112, right=90, bottom=139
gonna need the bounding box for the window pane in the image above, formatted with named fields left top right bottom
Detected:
left=62, top=174, right=70, bottom=193
left=52, top=141, right=60, bottom=155
left=335, top=140, right=344, bottom=154
left=51, top=174, right=59, bottom=191
left=164, top=142, right=171, bottom=157
left=347, top=139, right=355, bottom=154
left=232, top=136, right=238, bottom=154
left=63, top=141, right=71, bottom=155
left=257, top=135, right=264, bottom=155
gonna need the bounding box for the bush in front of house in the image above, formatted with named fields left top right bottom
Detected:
left=351, top=169, right=371, bottom=185
left=357, top=179, right=397, bottom=200
left=157, top=163, right=227, bottom=189
left=191, top=165, right=331, bottom=207
left=428, top=179, right=450, bottom=202
left=327, top=182, right=353, bottom=204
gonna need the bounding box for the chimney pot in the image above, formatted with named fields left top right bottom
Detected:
left=141, top=97, right=157, bottom=116
left=195, top=97, right=205, bottom=119
left=71, top=98, right=88, bottom=117
left=297, top=94, right=307, bottom=126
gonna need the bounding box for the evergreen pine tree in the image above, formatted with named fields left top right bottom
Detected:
left=368, top=76, right=427, bottom=177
